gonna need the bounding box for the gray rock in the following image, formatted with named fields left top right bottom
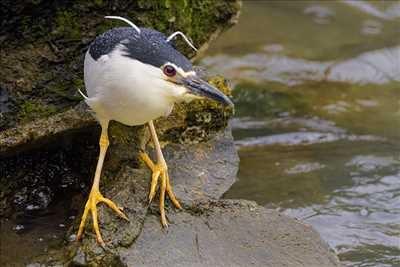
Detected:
left=121, top=200, right=341, bottom=267
left=65, top=126, right=239, bottom=265
left=60, top=128, right=340, bottom=267
left=0, top=102, right=94, bottom=156
left=163, top=127, right=239, bottom=205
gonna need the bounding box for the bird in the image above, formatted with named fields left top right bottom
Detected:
left=76, top=16, right=233, bottom=246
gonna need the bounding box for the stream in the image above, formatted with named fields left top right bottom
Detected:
left=199, top=1, right=400, bottom=266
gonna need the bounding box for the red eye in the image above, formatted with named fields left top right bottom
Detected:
left=163, top=65, right=176, bottom=77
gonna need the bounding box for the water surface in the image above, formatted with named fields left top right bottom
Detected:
left=199, top=1, right=400, bottom=266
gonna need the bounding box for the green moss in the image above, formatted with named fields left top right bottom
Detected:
left=109, top=123, right=132, bottom=145
left=17, top=99, right=57, bottom=122
left=46, top=81, right=83, bottom=102
left=73, top=78, right=84, bottom=91
left=53, top=11, right=81, bottom=40
left=186, top=76, right=234, bottom=119
left=162, top=75, right=234, bottom=143
left=131, top=0, right=239, bottom=57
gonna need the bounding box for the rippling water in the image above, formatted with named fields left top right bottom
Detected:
left=199, top=1, right=400, bottom=266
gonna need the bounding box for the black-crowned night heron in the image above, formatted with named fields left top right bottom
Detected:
left=77, top=16, right=233, bottom=246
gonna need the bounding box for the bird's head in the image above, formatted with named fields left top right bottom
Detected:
left=157, top=62, right=234, bottom=106
left=101, top=16, right=233, bottom=107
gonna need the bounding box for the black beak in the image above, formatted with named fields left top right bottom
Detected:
left=181, top=76, right=234, bottom=106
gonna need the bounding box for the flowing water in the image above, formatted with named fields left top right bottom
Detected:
left=198, top=1, right=400, bottom=266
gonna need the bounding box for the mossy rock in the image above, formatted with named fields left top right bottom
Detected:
left=0, top=0, right=241, bottom=130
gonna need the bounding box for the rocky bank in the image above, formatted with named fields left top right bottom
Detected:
left=0, top=1, right=341, bottom=266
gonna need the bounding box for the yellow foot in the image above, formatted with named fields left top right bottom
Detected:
left=76, top=189, right=128, bottom=246
left=139, top=152, right=182, bottom=227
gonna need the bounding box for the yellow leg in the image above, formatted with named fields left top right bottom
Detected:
left=77, top=123, right=128, bottom=246
left=139, top=120, right=181, bottom=227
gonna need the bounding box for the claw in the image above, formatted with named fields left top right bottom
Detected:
left=160, top=171, right=167, bottom=226
left=140, top=151, right=181, bottom=227
left=101, top=196, right=129, bottom=221
left=149, top=169, right=160, bottom=203
left=166, top=172, right=182, bottom=209
left=76, top=189, right=128, bottom=245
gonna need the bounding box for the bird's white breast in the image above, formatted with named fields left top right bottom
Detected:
left=84, top=47, right=175, bottom=126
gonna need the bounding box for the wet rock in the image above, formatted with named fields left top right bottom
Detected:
left=0, top=123, right=99, bottom=217
left=122, top=200, right=341, bottom=267
left=28, top=186, right=54, bottom=210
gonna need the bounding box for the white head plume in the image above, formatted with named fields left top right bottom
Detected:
left=104, top=16, right=141, bottom=34
left=166, top=31, right=198, bottom=51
